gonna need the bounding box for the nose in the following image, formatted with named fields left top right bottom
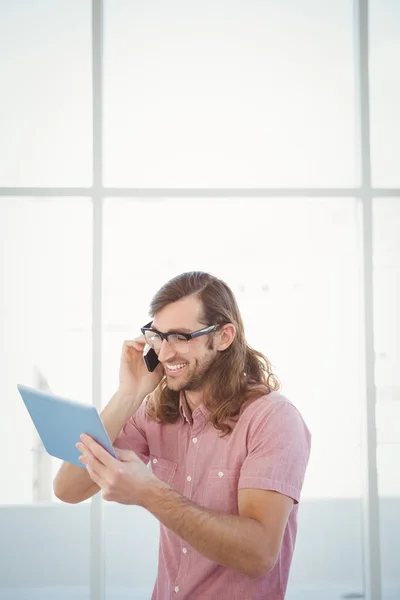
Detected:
left=157, top=339, right=176, bottom=363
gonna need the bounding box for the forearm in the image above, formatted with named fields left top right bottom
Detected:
left=54, top=390, right=142, bottom=503
left=144, top=481, right=270, bottom=579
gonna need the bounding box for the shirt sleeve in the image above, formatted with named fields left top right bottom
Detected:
left=113, top=396, right=150, bottom=465
left=238, top=400, right=311, bottom=503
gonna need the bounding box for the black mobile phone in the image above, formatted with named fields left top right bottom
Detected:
left=143, top=344, right=160, bottom=372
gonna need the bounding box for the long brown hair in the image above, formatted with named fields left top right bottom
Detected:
left=146, top=271, right=280, bottom=436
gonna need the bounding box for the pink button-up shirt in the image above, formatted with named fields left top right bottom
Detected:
left=115, top=390, right=311, bottom=600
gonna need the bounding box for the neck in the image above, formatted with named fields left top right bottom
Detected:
left=183, top=389, right=204, bottom=412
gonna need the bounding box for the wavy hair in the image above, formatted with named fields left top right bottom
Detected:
left=146, top=271, right=280, bottom=436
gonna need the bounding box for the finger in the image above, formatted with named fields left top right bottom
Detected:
left=114, top=447, right=137, bottom=462
left=124, top=340, right=140, bottom=350
left=79, top=435, right=117, bottom=469
left=123, top=338, right=145, bottom=352
left=81, top=457, right=103, bottom=486
left=77, top=442, right=108, bottom=477
left=76, top=441, right=96, bottom=461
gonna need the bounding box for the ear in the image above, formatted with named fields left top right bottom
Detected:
left=215, top=323, right=236, bottom=352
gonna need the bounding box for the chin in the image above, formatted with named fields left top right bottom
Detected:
left=166, top=377, right=185, bottom=392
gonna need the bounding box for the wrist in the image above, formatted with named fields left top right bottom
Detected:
left=116, top=388, right=142, bottom=406
left=111, top=389, right=143, bottom=421
left=140, top=475, right=170, bottom=511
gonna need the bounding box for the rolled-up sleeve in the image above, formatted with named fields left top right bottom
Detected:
left=114, top=397, right=150, bottom=465
left=238, top=400, right=311, bottom=503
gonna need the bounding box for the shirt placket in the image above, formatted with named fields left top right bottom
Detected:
left=171, top=410, right=205, bottom=597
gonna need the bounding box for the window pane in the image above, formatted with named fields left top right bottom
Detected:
left=0, top=198, right=92, bottom=503
left=102, top=197, right=364, bottom=599
left=373, top=198, right=400, bottom=600
left=0, top=1, right=92, bottom=186
left=370, top=0, right=400, bottom=187
left=104, top=0, right=357, bottom=187
left=0, top=198, right=92, bottom=598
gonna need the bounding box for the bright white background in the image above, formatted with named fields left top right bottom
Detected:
left=0, top=0, right=399, bottom=599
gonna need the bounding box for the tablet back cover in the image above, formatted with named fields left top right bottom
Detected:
left=17, top=384, right=116, bottom=468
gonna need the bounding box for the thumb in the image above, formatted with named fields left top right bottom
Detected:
left=114, top=447, right=137, bottom=462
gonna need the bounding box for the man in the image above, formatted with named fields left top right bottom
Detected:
left=54, top=271, right=311, bottom=600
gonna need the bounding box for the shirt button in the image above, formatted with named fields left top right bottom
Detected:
left=152, top=458, right=158, bottom=464
left=218, top=471, right=224, bottom=477
left=192, top=437, right=198, bottom=444
left=174, top=586, right=180, bottom=593
left=182, top=547, right=187, bottom=554
left=186, top=475, right=192, bottom=482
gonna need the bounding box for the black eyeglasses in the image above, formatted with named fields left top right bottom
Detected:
left=141, top=322, right=220, bottom=354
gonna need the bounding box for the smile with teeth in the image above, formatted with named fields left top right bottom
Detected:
left=166, top=362, right=187, bottom=373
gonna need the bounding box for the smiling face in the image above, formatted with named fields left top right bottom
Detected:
left=152, top=295, right=219, bottom=392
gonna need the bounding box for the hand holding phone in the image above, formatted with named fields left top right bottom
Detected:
left=118, top=337, right=163, bottom=400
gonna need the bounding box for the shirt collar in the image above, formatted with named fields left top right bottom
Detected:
left=179, top=391, right=208, bottom=425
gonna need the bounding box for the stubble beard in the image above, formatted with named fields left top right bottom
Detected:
left=166, top=351, right=216, bottom=392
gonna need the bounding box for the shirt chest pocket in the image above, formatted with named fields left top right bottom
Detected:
left=203, top=468, right=239, bottom=514
left=149, top=455, right=178, bottom=486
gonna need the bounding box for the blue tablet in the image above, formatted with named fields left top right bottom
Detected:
left=17, top=384, right=117, bottom=468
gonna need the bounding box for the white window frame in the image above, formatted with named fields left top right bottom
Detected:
left=1, top=1, right=397, bottom=598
